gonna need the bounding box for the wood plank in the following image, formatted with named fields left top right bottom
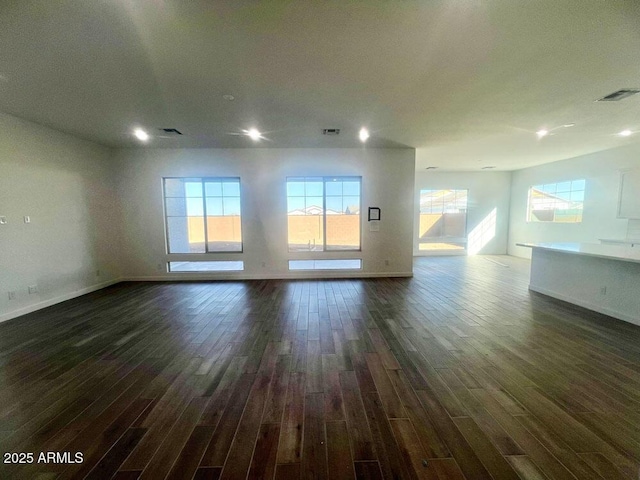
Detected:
left=306, top=340, right=323, bottom=394
left=301, top=393, right=328, bottom=480
left=364, top=352, right=406, bottom=418
left=452, top=416, right=520, bottom=480
left=262, top=354, right=291, bottom=424
left=326, top=421, right=355, bottom=480
left=386, top=369, right=451, bottom=458
left=428, top=458, right=466, bottom=480
left=322, top=354, right=345, bottom=422
left=506, top=456, right=550, bottom=480
left=194, top=466, right=222, bottom=480
left=274, top=463, right=300, bottom=480
left=166, top=425, right=216, bottom=480
left=277, top=372, right=306, bottom=464
left=389, top=418, right=440, bottom=480
left=247, top=423, right=280, bottom=480
left=354, top=461, right=383, bottom=480
left=85, top=428, right=147, bottom=480
left=339, top=370, right=376, bottom=461
left=200, top=373, right=256, bottom=467
left=515, top=414, right=608, bottom=480
left=140, top=396, right=208, bottom=479
left=221, top=372, right=274, bottom=480
left=578, top=452, right=628, bottom=480
left=413, top=388, right=493, bottom=480
left=361, top=391, right=416, bottom=480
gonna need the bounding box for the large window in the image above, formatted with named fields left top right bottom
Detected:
left=287, top=177, right=361, bottom=251
left=527, top=180, right=585, bottom=223
left=418, top=189, right=468, bottom=251
left=164, top=177, right=242, bottom=253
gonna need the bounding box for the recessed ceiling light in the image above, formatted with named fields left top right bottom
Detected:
left=223, top=94, right=235, bottom=101
left=536, top=129, right=549, bottom=138
left=619, top=129, right=633, bottom=137
left=247, top=128, right=261, bottom=141
left=359, top=128, right=370, bottom=142
left=133, top=128, right=149, bottom=142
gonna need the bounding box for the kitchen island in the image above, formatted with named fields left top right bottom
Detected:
left=517, top=242, right=640, bottom=326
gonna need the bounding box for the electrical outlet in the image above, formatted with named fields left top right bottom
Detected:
left=28, top=285, right=38, bottom=294
left=96, top=269, right=101, bottom=277
left=7, top=291, right=16, bottom=300
left=600, top=286, right=607, bottom=295
left=261, top=262, right=266, bottom=268
left=157, top=263, right=163, bottom=271
left=384, top=259, right=390, bottom=266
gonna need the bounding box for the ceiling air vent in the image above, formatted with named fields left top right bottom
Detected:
left=482, top=166, right=496, bottom=170
left=596, top=89, right=640, bottom=102
left=159, top=128, right=183, bottom=135
left=322, top=128, right=340, bottom=135
left=425, top=166, right=438, bottom=170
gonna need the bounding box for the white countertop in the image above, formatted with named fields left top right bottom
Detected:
left=600, top=238, right=640, bottom=244
left=517, top=242, right=640, bottom=264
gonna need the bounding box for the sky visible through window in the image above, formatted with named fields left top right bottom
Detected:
left=535, top=180, right=585, bottom=202
left=528, top=179, right=585, bottom=222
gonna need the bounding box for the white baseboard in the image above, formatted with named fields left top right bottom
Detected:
left=414, top=250, right=468, bottom=257
left=529, top=285, right=640, bottom=327
left=123, top=271, right=413, bottom=281
left=0, top=279, right=122, bottom=324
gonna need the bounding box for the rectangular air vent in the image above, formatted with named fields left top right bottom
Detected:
left=322, top=128, right=340, bottom=135
left=596, top=89, right=640, bottom=102
left=159, top=128, right=183, bottom=135
left=425, top=166, right=438, bottom=170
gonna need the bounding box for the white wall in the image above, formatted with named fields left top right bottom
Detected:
left=0, top=113, right=122, bottom=322
left=414, top=171, right=511, bottom=255
left=115, top=148, right=415, bottom=279
left=509, top=143, right=640, bottom=258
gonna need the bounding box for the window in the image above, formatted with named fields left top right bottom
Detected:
left=164, top=177, right=242, bottom=253
left=418, top=189, right=468, bottom=251
left=168, top=261, right=244, bottom=272
left=287, top=177, right=361, bottom=251
left=289, top=259, right=362, bottom=270
left=527, top=180, right=585, bottom=223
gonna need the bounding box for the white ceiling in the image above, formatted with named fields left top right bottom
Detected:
left=2, top=0, right=640, bottom=170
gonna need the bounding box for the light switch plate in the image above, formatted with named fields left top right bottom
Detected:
left=24, top=216, right=30, bottom=223
left=0, top=216, right=6, bottom=224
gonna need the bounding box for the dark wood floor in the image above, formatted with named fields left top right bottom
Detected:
left=1, top=256, right=640, bottom=480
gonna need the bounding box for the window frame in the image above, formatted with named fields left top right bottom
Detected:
left=163, top=176, right=244, bottom=254
left=288, top=259, right=363, bottom=270
left=286, top=176, right=362, bottom=253
left=418, top=188, right=469, bottom=251
left=168, top=260, right=245, bottom=272
left=526, top=179, right=585, bottom=223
